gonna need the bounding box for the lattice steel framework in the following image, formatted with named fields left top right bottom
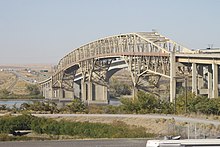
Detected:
left=42, top=32, right=193, bottom=101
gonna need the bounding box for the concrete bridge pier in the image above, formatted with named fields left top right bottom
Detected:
left=80, top=80, right=109, bottom=104
left=73, top=81, right=81, bottom=99
left=192, top=63, right=198, bottom=95
left=62, top=90, right=74, bottom=99
left=208, top=65, right=213, bottom=98
left=87, top=82, right=93, bottom=102
left=192, top=63, right=219, bottom=98
left=57, top=88, right=64, bottom=98
left=81, top=80, right=87, bottom=102
left=197, top=65, right=205, bottom=89
left=170, top=52, right=176, bottom=103
left=41, top=82, right=53, bottom=98
left=94, top=83, right=108, bottom=103
left=206, top=64, right=219, bottom=98
left=80, top=81, right=95, bottom=103
left=211, top=63, right=218, bottom=98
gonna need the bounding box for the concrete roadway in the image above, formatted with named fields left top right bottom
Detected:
left=0, top=139, right=147, bottom=147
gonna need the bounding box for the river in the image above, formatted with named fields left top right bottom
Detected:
left=0, top=99, right=41, bottom=108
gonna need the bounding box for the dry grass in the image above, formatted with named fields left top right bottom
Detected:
left=0, top=71, right=16, bottom=90
left=55, top=115, right=220, bottom=138
left=56, top=116, right=173, bottom=135
left=12, top=79, right=29, bottom=95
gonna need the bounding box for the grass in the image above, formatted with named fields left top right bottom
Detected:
left=0, top=114, right=155, bottom=140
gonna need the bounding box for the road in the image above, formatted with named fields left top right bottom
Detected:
left=0, top=139, right=147, bottom=147
left=10, top=71, right=36, bottom=84
left=32, top=113, right=220, bottom=126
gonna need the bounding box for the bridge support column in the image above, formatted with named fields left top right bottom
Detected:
left=192, top=63, right=198, bottom=95
left=95, top=84, right=109, bottom=103
left=208, top=65, right=213, bottom=98
left=198, top=65, right=204, bottom=90
left=43, top=83, right=52, bottom=98
left=170, top=52, right=176, bottom=103
left=63, top=90, right=74, bottom=99
left=212, top=63, right=218, bottom=98
left=81, top=80, right=87, bottom=102
left=87, top=82, right=93, bottom=102
left=74, top=81, right=81, bottom=99
left=58, top=88, right=64, bottom=98
left=207, top=64, right=219, bottom=98
left=80, top=81, right=108, bottom=104
left=52, top=89, right=56, bottom=98
left=41, top=84, right=45, bottom=97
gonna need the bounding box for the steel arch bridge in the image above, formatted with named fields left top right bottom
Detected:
left=40, top=32, right=220, bottom=104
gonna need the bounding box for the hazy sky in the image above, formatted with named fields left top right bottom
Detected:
left=0, top=0, right=220, bottom=64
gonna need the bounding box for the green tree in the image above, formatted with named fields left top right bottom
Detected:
left=20, top=103, right=31, bottom=110
left=176, top=92, right=220, bottom=115
left=0, top=104, right=7, bottom=110
left=65, top=99, right=86, bottom=113
left=120, top=91, right=172, bottom=114
left=0, top=89, right=10, bottom=98
left=110, top=78, right=132, bottom=97
left=175, top=92, right=196, bottom=114
left=26, top=84, right=40, bottom=95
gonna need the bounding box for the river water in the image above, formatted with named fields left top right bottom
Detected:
left=0, top=99, right=41, bottom=108
left=0, top=98, right=120, bottom=108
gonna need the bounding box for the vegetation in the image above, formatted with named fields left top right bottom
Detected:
left=0, top=84, right=43, bottom=99
left=0, top=133, right=47, bottom=141
left=109, top=78, right=132, bottom=97
left=2, top=89, right=220, bottom=116
left=20, top=101, right=59, bottom=113
left=0, top=114, right=154, bottom=139
left=120, top=91, right=174, bottom=114
left=0, top=114, right=33, bottom=134
left=60, top=99, right=86, bottom=113
left=175, top=92, right=220, bottom=115
left=26, top=84, right=41, bottom=95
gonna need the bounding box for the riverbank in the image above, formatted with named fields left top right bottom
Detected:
left=0, top=99, right=43, bottom=101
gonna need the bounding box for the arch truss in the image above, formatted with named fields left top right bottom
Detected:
left=40, top=32, right=193, bottom=104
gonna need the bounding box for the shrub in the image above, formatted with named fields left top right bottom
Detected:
left=0, top=114, right=154, bottom=138
left=120, top=91, right=173, bottom=114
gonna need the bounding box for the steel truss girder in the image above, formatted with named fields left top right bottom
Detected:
left=61, top=70, right=76, bottom=91
left=124, top=55, right=169, bottom=84
left=52, top=68, right=77, bottom=92
left=80, top=58, right=113, bottom=86
left=55, top=32, right=172, bottom=75
left=49, top=32, right=192, bottom=95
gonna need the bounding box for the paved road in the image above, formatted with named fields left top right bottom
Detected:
left=33, top=114, right=220, bottom=126
left=10, top=71, right=35, bottom=84
left=0, top=139, right=147, bottom=147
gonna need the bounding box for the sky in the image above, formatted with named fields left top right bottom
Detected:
left=0, top=0, right=220, bottom=64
